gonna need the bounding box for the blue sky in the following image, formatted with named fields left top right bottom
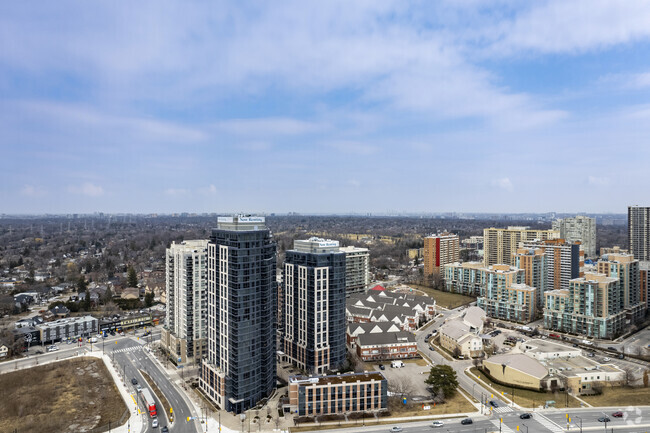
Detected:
left=2, top=1, right=650, bottom=214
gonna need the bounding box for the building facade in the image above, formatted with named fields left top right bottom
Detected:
left=423, top=233, right=460, bottom=277
left=483, top=227, right=560, bottom=266
left=282, top=238, right=346, bottom=374
left=629, top=206, right=650, bottom=261
left=477, top=282, right=537, bottom=324
left=544, top=273, right=625, bottom=339
left=339, top=246, right=370, bottom=294
left=162, top=240, right=208, bottom=364
left=597, top=253, right=644, bottom=324
left=199, top=216, right=277, bottom=414
left=552, top=216, right=597, bottom=258
left=38, top=316, right=98, bottom=343
left=513, top=247, right=546, bottom=308
left=522, top=239, right=583, bottom=292
left=288, top=372, right=387, bottom=416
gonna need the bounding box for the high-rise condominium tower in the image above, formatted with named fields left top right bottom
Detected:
left=199, top=216, right=277, bottom=414
left=162, top=240, right=208, bottom=364
left=282, top=237, right=346, bottom=374
left=423, top=233, right=459, bottom=277
left=629, top=206, right=650, bottom=261
left=552, top=216, right=596, bottom=258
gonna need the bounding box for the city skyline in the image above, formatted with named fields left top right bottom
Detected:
left=2, top=2, right=650, bottom=214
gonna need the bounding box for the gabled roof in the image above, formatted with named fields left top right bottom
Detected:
left=347, top=321, right=402, bottom=336
left=370, top=285, right=385, bottom=291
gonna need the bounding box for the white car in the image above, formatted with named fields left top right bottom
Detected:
left=603, top=357, right=611, bottom=362
left=152, top=417, right=158, bottom=428
left=390, top=427, right=403, bottom=433
left=47, top=345, right=59, bottom=352
left=431, top=420, right=444, bottom=427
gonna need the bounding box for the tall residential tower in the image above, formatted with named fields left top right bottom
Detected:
left=552, top=216, right=596, bottom=258
left=282, top=238, right=346, bottom=374
left=161, top=240, right=208, bottom=364
left=199, top=216, right=277, bottom=414
left=629, top=206, right=650, bottom=261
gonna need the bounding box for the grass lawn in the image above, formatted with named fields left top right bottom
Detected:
left=404, top=357, right=429, bottom=367
left=468, top=367, right=583, bottom=409
left=0, top=357, right=127, bottom=433
left=581, top=386, right=650, bottom=407
left=406, top=284, right=475, bottom=309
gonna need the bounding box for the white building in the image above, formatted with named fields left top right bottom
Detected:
left=161, top=240, right=208, bottom=364
left=553, top=216, right=596, bottom=258
left=340, top=246, right=370, bottom=293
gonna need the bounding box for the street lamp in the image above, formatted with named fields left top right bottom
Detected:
left=521, top=422, right=528, bottom=433
left=573, top=415, right=583, bottom=433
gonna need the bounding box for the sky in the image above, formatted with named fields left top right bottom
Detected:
left=2, top=1, right=650, bottom=215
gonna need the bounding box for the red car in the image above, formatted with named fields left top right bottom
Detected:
left=612, top=411, right=623, bottom=418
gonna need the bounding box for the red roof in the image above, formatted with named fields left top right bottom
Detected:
left=370, top=285, right=385, bottom=291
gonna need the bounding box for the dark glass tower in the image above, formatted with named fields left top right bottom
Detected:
left=199, top=216, right=277, bottom=414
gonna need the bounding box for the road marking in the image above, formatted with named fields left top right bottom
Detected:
left=112, top=346, right=144, bottom=354
left=534, top=414, right=565, bottom=433
left=491, top=419, right=514, bottom=432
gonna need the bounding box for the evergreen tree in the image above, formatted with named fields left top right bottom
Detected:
left=127, top=266, right=138, bottom=287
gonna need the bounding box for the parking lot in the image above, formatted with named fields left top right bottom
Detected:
left=372, top=360, right=432, bottom=398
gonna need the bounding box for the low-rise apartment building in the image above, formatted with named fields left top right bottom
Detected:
left=289, top=372, right=387, bottom=416
left=38, top=315, right=98, bottom=343
left=478, top=282, right=537, bottom=324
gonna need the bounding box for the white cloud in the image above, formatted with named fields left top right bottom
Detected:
left=198, top=184, right=218, bottom=195
left=588, top=176, right=610, bottom=186
left=68, top=182, right=104, bottom=197
left=215, top=118, right=324, bottom=137
left=491, top=1, right=650, bottom=55
left=492, top=177, right=514, bottom=192
left=328, top=140, right=378, bottom=155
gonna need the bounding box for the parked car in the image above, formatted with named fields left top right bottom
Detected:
left=460, top=418, right=473, bottom=425
left=598, top=416, right=611, bottom=423
left=520, top=413, right=532, bottom=419
left=390, top=427, right=403, bottom=432
left=429, top=346, right=435, bottom=351
left=131, top=378, right=138, bottom=385
left=587, top=352, right=595, bottom=357
left=618, top=354, right=625, bottom=359
left=607, top=346, right=617, bottom=351
left=378, top=364, right=385, bottom=370
left=431, top=420, right=444, bottom=427
left=603, top=357, right=611, bottom=362
left=612, top=411, right=623, bottom=418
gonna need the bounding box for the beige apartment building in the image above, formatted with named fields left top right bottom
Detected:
left=424, top=233, right=459, bottom=278
left=483, top=226, right=559, bottom=266
left=513, top=247, right=546, bottom=308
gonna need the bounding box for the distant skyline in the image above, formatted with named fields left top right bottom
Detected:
left=2, top=2, right=650, bottom=214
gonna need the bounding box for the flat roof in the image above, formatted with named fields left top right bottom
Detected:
left=290, top=372, right=385, bottom=386
left=522, top=339, right=579, bottom=354
left=543, top=356, right=622, bottom=376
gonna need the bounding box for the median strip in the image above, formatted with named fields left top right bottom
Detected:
left=140, top=369, right=173, bottom=423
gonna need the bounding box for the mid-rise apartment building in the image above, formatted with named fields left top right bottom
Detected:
left=288, top=372, right=388, bottom=416
left=521, top=239, right=583, bottom=292
left=513, top=247, right=546, bottom=308
left=282, top=238, right=346, bottom=374
left=629, top=206, right=650, bottom=261
left=597, top=253, right=644, bottom=324
left=199, top=216, right=277, bottom=414
left=544, top=273, right=625, bottom=339
left=483, top=226, right=560, bottom=266
left=483, top=226, right=560, bottom=267
left=552, top=216, right=596, bottom=258
left=339, top=246, right=370, bottom=294
left=161, top=240, right=208, bottom=364
left=423, top=233, right=459, bottom=277
left=478, top=282, right=537, bottom=324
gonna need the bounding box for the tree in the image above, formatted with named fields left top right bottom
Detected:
left=425, top=365, right=459, bottom=400
left=83, top=290, right=91, bottom=311
left=103, top=286, right=113, bottom=304
left=452, top=347, right=462, bottom=359
left=644, top=370, right=649, bottom=388
left=144, top=291, right=154, bottom=308
left=127, top=266, right=138, bottom=287
left=77, top=275, right=88, bottom=293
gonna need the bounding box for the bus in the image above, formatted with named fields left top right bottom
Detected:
left=140, top=388, right=157, bottom=417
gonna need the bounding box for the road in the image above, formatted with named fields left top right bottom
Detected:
left=111, top=332, right=199, bottom=433
left=415, top=308, right=510, bottom=411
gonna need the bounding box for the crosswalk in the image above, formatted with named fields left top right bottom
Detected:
left=490, top=419, right=514, bottom=433
left=534, top=414, right=565, bottom=433
left=492, top=406, right=514, bottom=414
left=112, top=346, right=143, bottom=354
